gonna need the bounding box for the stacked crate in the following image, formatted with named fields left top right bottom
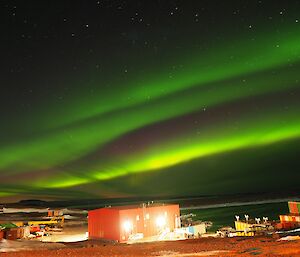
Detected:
left=279, top=202, right=300, bottom=229
left=5, top=227, right=25, bottom=240
left=48, top=209, right=64, bottom=217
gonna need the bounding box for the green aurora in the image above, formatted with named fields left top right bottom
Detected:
left=1, top=17, right=300, bottom=200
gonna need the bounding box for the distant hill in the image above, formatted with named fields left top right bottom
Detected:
left=1, top=191, right=298, bottom=210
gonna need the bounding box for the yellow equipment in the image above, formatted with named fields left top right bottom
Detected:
left=28, top=216, right=65, bottom=227
left=235, top=221, right=265, bottom=236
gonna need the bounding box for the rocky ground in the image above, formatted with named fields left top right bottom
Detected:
left=1, top=236, right=300, bottom=257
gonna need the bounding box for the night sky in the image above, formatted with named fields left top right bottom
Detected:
left=1, top=0, right=300, bottom=201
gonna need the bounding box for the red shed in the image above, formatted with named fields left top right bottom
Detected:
left=88, top=203, right=180, bottom=242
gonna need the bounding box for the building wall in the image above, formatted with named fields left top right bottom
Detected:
left=143, top=204, right=180, bottom=237
left=235, top=221, right=254, bottom=236
left=88, top=208, right=120, bottom=241
left=119, top=208, right=143, bottom=241
left=119, top=204, right=180, bottom=240
left=89, top=204, right=180, bottom=242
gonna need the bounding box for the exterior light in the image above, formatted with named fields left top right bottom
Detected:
left=123, top=220, right=132, bottom=233
left=156, top=216, right=166, bottom=228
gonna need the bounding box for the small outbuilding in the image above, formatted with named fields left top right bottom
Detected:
left=278, top=201, right=300, bottom=229
left=88, top=203, right=180, bottom=242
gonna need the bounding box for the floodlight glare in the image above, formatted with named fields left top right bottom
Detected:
left=123, top=220, right=132, bottom=232
left=156, top=216, right=166, bottom=228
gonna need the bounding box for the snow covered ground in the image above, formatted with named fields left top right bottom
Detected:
left=2, top=207, right=87, bottom=214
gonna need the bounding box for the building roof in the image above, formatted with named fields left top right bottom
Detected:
left=102, top=203, right=178, bottom=211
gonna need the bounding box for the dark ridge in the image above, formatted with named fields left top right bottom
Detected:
left=1, top=190, right=299, bottom=210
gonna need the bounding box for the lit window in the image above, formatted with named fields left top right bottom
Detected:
left=136, top=215, right=140, bottom=221
left=146, top=213, right=150, bottom=219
